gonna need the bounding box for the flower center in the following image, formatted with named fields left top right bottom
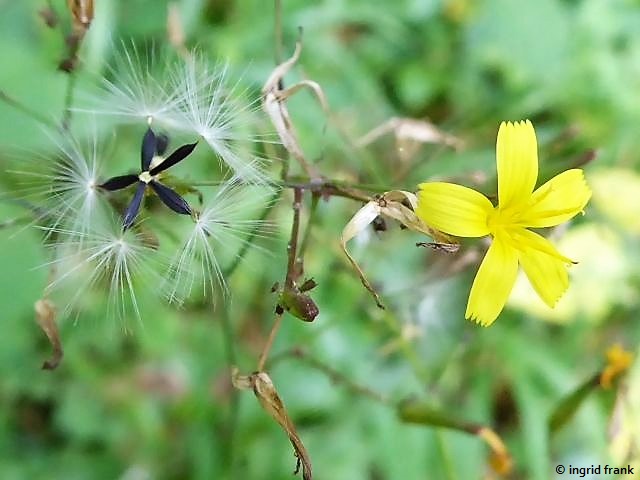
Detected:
left=139, top=171, right=152, bottom=183
left=487, top=206, right=522, bottom=234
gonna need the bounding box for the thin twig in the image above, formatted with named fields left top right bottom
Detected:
left=222, top=141, right=288, bottom=278
left=188, top=177, right=380, bottom=202
left=274, top=0, right=283, bottom=66
left=257, top=313, right=284, bottom=371
left=0, top=89, right=56, bottom=128
left=269, top=347, right=390, bottom=405
left=222, top=187, right=283, bottom=278
left=61, top=72, right=77, bottom=130
left=298, top=192, right=319, bottom=260
left=285, top=187, right=303, bottom=288
left=257, top=186, right=304, bottom=371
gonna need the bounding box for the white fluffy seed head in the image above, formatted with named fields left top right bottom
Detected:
left=42, top=215, right=169, bottom=324
left=75, top=41, right=275, bottom=183
left=74, top=41, right=183, bottom=126
left=3, top=124, right=110, bottom=244
left=164, top=178, right=277, bottom=305
left=165, top=56, right=272, bottom=183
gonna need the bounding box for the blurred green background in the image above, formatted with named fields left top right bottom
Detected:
left=1, top=0, right=640, bottom=479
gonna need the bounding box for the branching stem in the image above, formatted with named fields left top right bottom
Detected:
left=188, top=177, right=384, bottom=202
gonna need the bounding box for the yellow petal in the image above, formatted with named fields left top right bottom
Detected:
left=465, top=236, right=519, bottom=326
left=509, top=228, right=574, bottom=264
left=417, top=182, right=493, bottom=237
left=496, top=120, right=538, bottom=209
left=518, top=240, right=570, bottom=308
left=518, top=169, right=591, bottom=228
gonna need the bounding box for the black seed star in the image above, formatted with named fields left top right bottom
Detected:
left=100, top=127, right=197, bottom=230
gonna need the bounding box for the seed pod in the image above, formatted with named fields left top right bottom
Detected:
left=280, top=289, right=319, bottom=322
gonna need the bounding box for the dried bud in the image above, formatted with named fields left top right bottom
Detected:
left=280, top=289, right=319, bottom=322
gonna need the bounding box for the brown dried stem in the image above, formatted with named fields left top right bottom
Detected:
left=257, top=313, right=284, bottom=372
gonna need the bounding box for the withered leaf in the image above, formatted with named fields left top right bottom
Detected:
left=67, top=0, right=94, bottom=31
left=356, top=117, right=462, bottom=162
left=232, top=369, right=313, bottom=480
left=340, top=190, right=456, bottom=309
left=35, top=299, right=63, bottom=370
left=262, top=35, right=328, bottom=179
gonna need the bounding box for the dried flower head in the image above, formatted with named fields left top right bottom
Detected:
left=75, top=42, right=272, bottom=184
left=99, top=126, right=197, bottom=229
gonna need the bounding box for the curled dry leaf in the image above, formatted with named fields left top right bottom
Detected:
left=262, top=35, right=328, bottom=179
left=340, top=190, right=456, bottom=309
left=35, top=299, right=63, bottom=370
left=356, top=117, right=462, bottom=161
left=232, top=368, right=312, bottom=480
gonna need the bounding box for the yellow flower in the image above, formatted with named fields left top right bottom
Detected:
left=416, top=120, right=591, bottom=326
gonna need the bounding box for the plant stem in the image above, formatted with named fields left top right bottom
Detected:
left=257, top=313, right=284, bottom=371
left=221, top=139, right=290, bottom=278
left=298, top=192, right=319, bottom=260
left=222, top=186, right=283, bottom=278
left=0, top=89, right=56, bottom=128
left=61, top=72, right=77, bottom=130
left=188, top=177, right=381, bottom=202
left=285, top=187, right=303, bottom=287
left=274, top=0, right=283, bottom=65
left=257, top=186, right=303, bottom=371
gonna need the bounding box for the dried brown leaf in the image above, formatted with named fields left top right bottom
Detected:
left=262, top=38, right=326, bottom=179
left=356, top=117, right=462, bottom=161
left=340, top=201, right=385, bottom=309
left=232, top=369, right=312, bottom=479
left=35, top=299, right=63, bottom=370
left=66, top=0, right=93, bottom=31
left=340, top=191, right=456, bottom=308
